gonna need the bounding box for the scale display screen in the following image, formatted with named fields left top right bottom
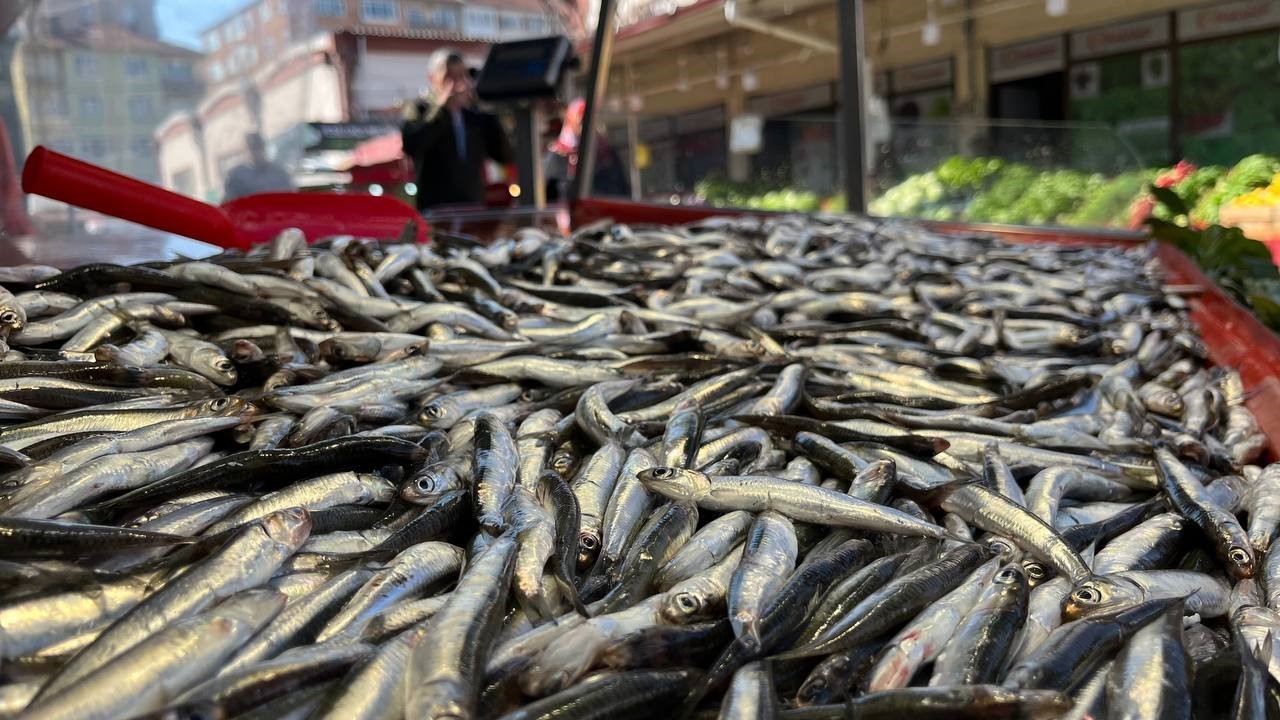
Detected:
left=477, top=36, right=573, bottom=102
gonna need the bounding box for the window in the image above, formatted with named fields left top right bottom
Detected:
left=74, top=53, right=98, bottom=78
left=131, top=136, right=153, bottom=158
left=361, top=0, right=397, bottom=22
left=499, top=12, right=520, bottom=33
left=408, top=6, right=428, bottom=27
left=79, top=5, right=93, bottom=23
left=125, top=56, right=148, bottom=77
left=32, top=54, right=58, bottom=79
left=208, top=61, right=225, bottom=83
left=49, top=138, right=75, bottom=155
left=39, top=94, right=68, bottom=116
left=128, top=96, right=154, bottom=122
left=79, top=136, right=107, bottom=159
left=259, top=2, right=273, bottom=21
left=204, top=33, right=219, bottom=51
left=79, top=95, right=103, bottom=120
left=430, top=6, right=458, bottom=29
left=163, top=61, right=193, bottom=81
left=314, top=0, right=345, bottom=17
left=463, top=7, right=498, bottom=38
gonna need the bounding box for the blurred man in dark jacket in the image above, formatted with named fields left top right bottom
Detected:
left=401, top=49, right=511, bottom=211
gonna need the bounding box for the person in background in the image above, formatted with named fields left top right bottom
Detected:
left=545, top=99, right=630, bottom=200
left=223, top=132, right=294, bottom=201
left=402, top=49, right=511, bottom=211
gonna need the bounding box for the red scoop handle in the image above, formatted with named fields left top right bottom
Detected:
left=21, top=146, right=237, bottom=247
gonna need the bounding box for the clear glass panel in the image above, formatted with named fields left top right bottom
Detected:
left=867, top=118, right=1149, bottom=228
left=595, top=110, right=843, bottom=212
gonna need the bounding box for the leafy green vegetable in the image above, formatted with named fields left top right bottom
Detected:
left=1190, top=154, right=1280, bottom=225
left=1147, top=184, right=1280, bottom=332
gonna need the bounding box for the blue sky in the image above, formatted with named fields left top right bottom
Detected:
left=156, top=0, right=254, bottom=49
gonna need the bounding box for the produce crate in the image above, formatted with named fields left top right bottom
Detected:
left=572, top=198, right=1280, bottom=460
left=1219, top=204, right=1280, bottom=266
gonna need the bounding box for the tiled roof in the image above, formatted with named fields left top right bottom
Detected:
left=29, top=24, right=200, bottom=55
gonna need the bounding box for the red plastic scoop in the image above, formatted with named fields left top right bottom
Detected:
left=21, top=146, right=427, bottom=251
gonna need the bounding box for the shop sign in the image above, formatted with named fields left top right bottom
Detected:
left=1178, top=0, right=1280, bottom=40
left=1070, top=15, right=1169, bottom=59
left=890, top=59, right=952, bottom=94
left=675, top=106, right=725, bottom=135
left=729, top=114, right=763, bottom=154
left=744, top=84, right=833, bottom=116
left=989, top=36, right=1065, bottom=83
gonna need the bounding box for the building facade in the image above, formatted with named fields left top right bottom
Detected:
left=10, top=24, right=201, bottom=184
left=157, top=0, right=557, bottom=201
left=592, top=0, right=1280, bottom=201
left=200, top=0, right=555, bottom=86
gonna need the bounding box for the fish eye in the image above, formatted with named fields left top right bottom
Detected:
left=209, top=398, right=231, bottom=411
left=1024, top=563, right=1046, bottom=579
left=0, top=311, right=17, bottom=323
left=215, top=358, right=234, bottom=371
left=1230, top=547, right=1252, bottom=566
left=997, top=568, right=1021, bottom=582
left=674, top=593, right=700, bottom=613
left=579, top=534, right=598, bottom=551
left=423, top=405, right=443, bottom=418
left=1072, top=587, right=1102, bottom=605
left=652, top=467, right=674, bottom=478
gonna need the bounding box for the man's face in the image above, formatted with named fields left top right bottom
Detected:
left=436, top=59, right=472, bottom=109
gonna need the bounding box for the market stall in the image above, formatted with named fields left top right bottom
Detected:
left=2, top=0, right=1280, bottom=718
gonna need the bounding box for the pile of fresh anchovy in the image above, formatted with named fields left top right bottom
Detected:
left=0, top=214, right=1275, bottom=720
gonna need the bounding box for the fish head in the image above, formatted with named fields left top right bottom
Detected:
left=661, top=589, right=709, bottom=623
left=1146, top=388, right=1184, bottom=416
left=0, top=307, right=23, bottom=333
left=291, top=303, right=337, bottom=331
left=381, top=341, right=429, bottom=362
left=796, top=663, right=850, bottom=707
left=636, top=467, right=711, bottom=501
left=320, top=337, right=379, bottom=364
left=199, top=396, right=256, bottom=419
left=419, top=400, right=461, bottom=429
left=983, top=536, right=1021, bottom=563
left=401, top=463, right=462, bottom=505
left=259, top=506, right=313, bottom=549
left=1226, top=544, right=1257, bottom=580
left=576, top=530, right=600, bottom=570
left=550, top=444, right=579, bottom=477
left=1020, top=558, right=1052, bottom=589
left=196, top=349, right=239, bottom=385
left=1062, top=574, right=1143, bottom=620
left=993, top=562, right=1029, bottom=597
left=230, top=339, right=265, bottom=363
left=150, top=305, right=188, bottom=327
